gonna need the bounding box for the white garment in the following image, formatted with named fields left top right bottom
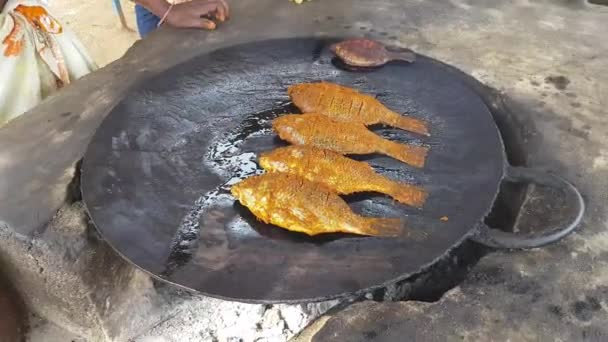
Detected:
left=0, top=0, right=97, bottom=126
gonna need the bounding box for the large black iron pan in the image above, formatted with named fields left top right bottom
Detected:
left=81, top=38, right=584, bottom=303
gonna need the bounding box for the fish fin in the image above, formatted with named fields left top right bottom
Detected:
left=362, top=218, right=403, bottom=237
left=390, top=115, right=430, bottom=136
left=380, top=142, right=428, bottom=168
left=363, top=218, right=429, bottom=241
left=386, top=183, right=428, bottom=208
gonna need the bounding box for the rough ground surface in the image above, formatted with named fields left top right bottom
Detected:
left=0, top=276, right=24, bottom=342
left=49, top=0, right=138, bottom=67
left=0, top=0, right=607, bottom=341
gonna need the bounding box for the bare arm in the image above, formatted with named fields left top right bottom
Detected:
left=133, top=0, right=229, bottom=30
left=1, top=0, right=8, bottom=12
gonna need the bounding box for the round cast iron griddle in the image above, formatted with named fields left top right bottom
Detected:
left=81, top=38, right=507, bottom=303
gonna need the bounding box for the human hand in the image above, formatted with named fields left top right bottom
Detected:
left=166, top=0, right=229, bottom=30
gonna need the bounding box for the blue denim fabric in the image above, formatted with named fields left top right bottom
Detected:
left=135, top=4, right=160, bottom=38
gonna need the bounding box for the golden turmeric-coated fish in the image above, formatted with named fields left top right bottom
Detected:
left=259, top=146, right=427, bottom=208
left=288, top=82, right=430, bottom=136
left=272, top=113, right=428, bottom=168
left=231, top=173, right=402, bottom=237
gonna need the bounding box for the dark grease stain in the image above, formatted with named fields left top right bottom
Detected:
left=530, top=80, right=540, bottom=86
left=570, top=102, right=582, bottom=108
left=363, top=330, right=378, bottom=339
left=548, top=304, right=564, bottom=317
left=541, top=93, right=548, bottom=97
left=61, top=112, right=71, bottom=117
left=566, top=92, right=577, bottom=98
left=359, top=26, right=367, bottom=30
left=343, top=25, right=352, bottom=29
left=571, top=297, right=602, bottom=322
left=326, top=16, right=334, bottom=20
left=544, top=75, right=570, bottom=90
left=389, top=35, right=398, bottom=40
left=380, top=31, right=389, bottom=36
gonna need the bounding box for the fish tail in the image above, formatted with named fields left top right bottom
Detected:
left=385, top=182, right=429, bottom=208
left=379, top=141, right=428, bottom=168
left=362, top=218, right=429, bottom=241
left=380, top=107, right=430, bottom=136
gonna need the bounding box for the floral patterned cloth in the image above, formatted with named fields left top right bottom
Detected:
left=0, top=0, right=96, bottom=126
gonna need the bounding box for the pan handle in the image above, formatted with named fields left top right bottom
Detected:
left=471, top=166, right=584, bottom=249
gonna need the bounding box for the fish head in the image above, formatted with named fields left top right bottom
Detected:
left=259, top=146, right=308, bottom=173
left=287, top=83, right=314, bottom=97
left=258, top=157, right=290, bottom=173
left=230, top=176, right=264, bottom=208
left=272, top=114, right=305, bottom=133
left=272, top=114, right=298, bottom=127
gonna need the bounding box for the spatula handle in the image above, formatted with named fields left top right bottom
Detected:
left=387, top=50, right=416, bottom=63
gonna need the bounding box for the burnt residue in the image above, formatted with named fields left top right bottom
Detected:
left=544, top=75, right=570, bottom=90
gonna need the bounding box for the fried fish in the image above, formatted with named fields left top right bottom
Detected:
left=259, top=146, right=427, bottom=208
left=272, top=113, right=428, bottom=168
left=231, top=172, right=402, bottom=237
left=288, top=82, right=429, bottom=136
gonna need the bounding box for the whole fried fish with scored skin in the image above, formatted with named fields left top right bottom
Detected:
left=272, top=113, right=428, bottom=168
left=259, top=146, right=427, bottom=208
left=231, top=173, right=402, bottom=237
left=288, top=82, right=430, bottom=136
